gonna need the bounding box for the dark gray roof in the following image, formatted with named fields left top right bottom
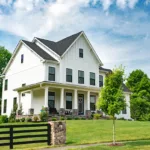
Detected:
left=99, top=67, right=112, bottom=72
left=122, top=84, right=131, bottom=93
left=22, top=40, right=57, bottom=61
left=36, top=31, right=82, bottom=56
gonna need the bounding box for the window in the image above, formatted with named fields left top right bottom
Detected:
left=99, top=75, right=103, bottom=87
left=21, top=54, right=24, bottom=63
left=13, top=97, right=17, bottom=106
left=79, top=48, right=83, bottom=58
left=66, top=68, right=72, bottom=82
left=90, top=72, right=95, bottom=86
left=122, top=107, right=127, bottom=114
left=22, top=83, right=26, bottom=87
left=90, top=96, right=96, bottom=111
left=49, top=67, right=55, bottom=81
left=3, top=99, right=7, bottom=113
left=48, top=92, right=55, bottom=108
left=22, top=93, right=25, bottom=97
left=4, top=79, right=8, bottom=91
left=78, top=70, right=84, bottom=84
left=66, top=93, right=72, bottom=109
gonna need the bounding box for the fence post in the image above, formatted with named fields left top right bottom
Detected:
left=10, top=126, right=13, bottom=149
left=47, top=124, right=51, bottom=145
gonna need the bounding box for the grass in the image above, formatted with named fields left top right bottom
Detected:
left=69, top=140, right=150, bottom=150
left=1, top=120, right=150, bottom=149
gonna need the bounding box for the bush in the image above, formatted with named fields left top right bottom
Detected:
left=33, top=116, right=39, bottom=122
left=26, top=117, right=32, bottom=122
left=40, top=107, right=48, bottom=122
left=117, top=117, right=125, bottom=120
left=8, top=111, right=16, bottom=123
left=67, top=117, right=72, bottom=120
left=52, top=117, right=57, bottom=121
left=93, top=113, right=101, bottom=120
left=21, top=118, right=25, bottom=122
left=60, top=117, right=65, bottom=120
left=74, top=117, right=80, bottom=120
left=81, top=117, right=86, bottom=120
left=15, top=119, right=20, bottom=122
left=0, top=115, right=8, bottom=123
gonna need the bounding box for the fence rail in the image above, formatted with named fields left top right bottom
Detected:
left=0, top=123, right=51, bottom=149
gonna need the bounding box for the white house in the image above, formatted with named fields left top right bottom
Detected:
left=1, top=31, right=131, bottom=119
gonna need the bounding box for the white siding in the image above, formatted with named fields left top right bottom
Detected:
left=2, top=44, right=45, bottom=116
left=60, top=35, right=100, bottom=87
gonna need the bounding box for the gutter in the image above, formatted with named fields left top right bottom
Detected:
left=0, top=74, right=5, bottom=78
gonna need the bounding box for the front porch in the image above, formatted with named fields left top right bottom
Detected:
left=15, top=82, right=99, bottom=117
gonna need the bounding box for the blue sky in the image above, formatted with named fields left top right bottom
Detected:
left=0, top=0, right=150, bottom=77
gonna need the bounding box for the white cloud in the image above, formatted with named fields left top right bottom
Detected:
left=0, top=0, right=12, bottom=6
left=116, top=0, right=127, bottom=9
left=100, top=0, right=113, bottom=10
left=128, top=0, right=139, bottom=9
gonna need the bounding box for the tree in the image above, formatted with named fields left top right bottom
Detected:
left=97, top=66, right=126, bottom=144
left=0, top=47, right=11, bottom=115
left=126, top=70, right=150, bottom=120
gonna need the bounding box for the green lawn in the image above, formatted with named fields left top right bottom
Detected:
left=0, top=120, right=150, bottom=149
left=69, top=140, right=150, bottom=150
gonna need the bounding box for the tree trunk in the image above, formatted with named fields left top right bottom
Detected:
left=113, top=117, right=116, bottom=144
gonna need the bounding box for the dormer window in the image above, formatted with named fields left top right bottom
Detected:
left=79, top=49, right=83, bottom=58
left=21, top=54, right=24, bottom=63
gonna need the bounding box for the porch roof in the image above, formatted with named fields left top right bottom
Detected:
left=13, top=81, right=100, bottom=93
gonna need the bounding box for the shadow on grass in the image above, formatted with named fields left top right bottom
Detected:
left=125, top=140, right=150, bottom=147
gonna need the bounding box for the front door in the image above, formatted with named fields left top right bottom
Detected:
left=78, top=94, right=84, bottom=115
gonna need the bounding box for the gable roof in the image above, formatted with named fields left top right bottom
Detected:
left=22, top=40, right=57, bottom=61
left=99, top=67, right=112, bottom=73
left=36, top=31, right=82, bottom=56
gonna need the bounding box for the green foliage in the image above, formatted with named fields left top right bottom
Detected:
left=0, top=115, right=8, bottom=123
left=40, top=107, right=48, bottom=122
left=0, top=100, right=1, bottom=115
left=8, top=111, right=16, bottom=123
left=67, top=117, right=72, bottom=120
left=0, top=47, right=12, bottom=99
left=33, top=116, right=39, bottom=122
left=21, top=118, right=25, bottom=122
left=93, top=113, right=101, bottom=120
left=60, top=117, right=65, bottom=120
left=74, top=117, right=80, bottom=120
left=97, top=66, right=126, bottom=117
left=52, top=117, right=57, bottom=121
left=81, top=117, right=86, bottom=120
left=26, top=117, right=32, bottom=122
left=126, top=69, right=150, bottom=120
left=15, top=119, right=20, bottom=122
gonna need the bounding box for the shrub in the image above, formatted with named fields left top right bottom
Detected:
left=93, top=113, right=101, bottom=120
left=117, top=117, right=125, bottom=120
left=21, top=117, right=25, bottom=122
left=40, top=107, right=48, bottom=122
left=67, top=117, right=72, bottom=120
left=81, top=117, right=86, bottom=120
left=0, top=115, right=8, bottom=123
left=26, top=117, right=32, bottom=122
left=74, top=117, right=79, bottom=120
left=52, top=117, right=57, bottom=121
left=8, top=111, right=16, bottom=123
left=15, top=119, right=20, bottom=122
left=33, top=116, right=39, bottom=122
left=60, top=117, right=65, bottom=120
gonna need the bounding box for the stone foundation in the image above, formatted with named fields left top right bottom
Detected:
left=49, top=121, right=66, bottom=145
left=72, top=109, right=78, bottom=116
left=59, top=108, right=65, bottom=116
left=86, top=110, right=91, bottom=118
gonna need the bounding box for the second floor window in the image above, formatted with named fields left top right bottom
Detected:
left=21, top=54, right=24, bottom=63
left=99, top=75, right=103, bottom=87
left=66, top=93, right=72, bottom=109
left=49, top=67, right=55, bottom=81
left=90, top=72, right=95, bottom=86
left=3, top=99, right=7, bottom=113
left=78, top=70, right=84, bottom=84
left=79, top=48, right=83, bottom=58
left=4, top=79, right=8, bottom=91
left=66, top=68, right=72, bottom=82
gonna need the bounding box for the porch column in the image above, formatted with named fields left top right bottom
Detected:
left=28, top=90, right=34, bottom=115
left=86, top=91, right=91, bottom=118
left=59, top=88, right=65, bottom=116
left=17, top=92, right=21, bottom=115
left=44, top=87, right=49, bottom=107
left=73, top=89, right=78, bottom=116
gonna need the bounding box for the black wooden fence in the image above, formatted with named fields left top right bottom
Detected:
left=0, top=123, right=51, bottom=149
